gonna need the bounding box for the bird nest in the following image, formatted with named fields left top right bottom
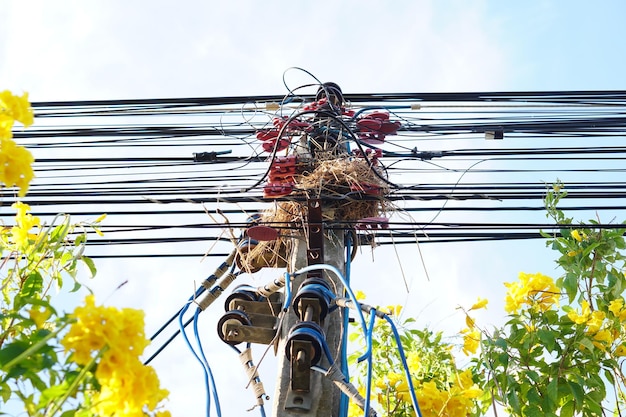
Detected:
left=236, top=157, right=390, bottom=272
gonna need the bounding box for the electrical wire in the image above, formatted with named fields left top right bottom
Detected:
left=383, top=314, right=423, bottom=417
left=338, top=234, right=353, bottom=417
left=363, top=308, right=377, bottom=417
left=178, top=302, right=218, bottom=417
left=193, top=307, right=221, bottom=417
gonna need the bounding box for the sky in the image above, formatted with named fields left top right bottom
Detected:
left=3, top=1, right=626, bottom=416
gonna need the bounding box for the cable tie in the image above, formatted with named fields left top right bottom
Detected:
left=323, top=364, right=378, bottom=417
left=265, top=102, right=280, bottom=111
left=255, top=274, right=286, bottom=298
left=410, top=103, right=421, bottom=110
left=201, top=275, right=217, bottom=290
left=239, top=348, right=267, bottom=403
left=197, top=272, right=239, bottom=310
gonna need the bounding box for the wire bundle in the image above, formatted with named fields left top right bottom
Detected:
left=2, top=89, right=625, bottom=258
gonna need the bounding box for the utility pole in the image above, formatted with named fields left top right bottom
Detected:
left=220, top=82, right=391, bottom=416
left=271, top=227, right=345, bottom=416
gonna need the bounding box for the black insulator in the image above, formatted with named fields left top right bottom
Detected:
left=224, top=284, right=260, bottom=311
left=285, top=321, right=325, bottom=365
left=217, top=310, right=252, bottom=346
left=292, top=278, right=334, bottom=322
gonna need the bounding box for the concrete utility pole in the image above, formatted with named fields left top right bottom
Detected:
left=271, top=82, right=350, bottom=417
left=271, top=227, right=346, bottom=417
left=258, top=82, right=386, bottom=416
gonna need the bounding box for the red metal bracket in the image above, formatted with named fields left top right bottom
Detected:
left=306, top=199, right=324, bottom=280
left=263, top=183, right=293, bottom=198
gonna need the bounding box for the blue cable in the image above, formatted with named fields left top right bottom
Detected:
left=383, top=314, right=423, bottom=417
left=363, top=308, right=377, bottom=417
left=338, top=236, right=352, bottom=417
left=282, top=272, right=292, bottom=310
left=193, top=308, right=222, bottom=417
left=259, top=404, right=267, bottom=417
left=293, top=264, right=370, bottom=362
left=178, top=303, right=213, bottom=417
left=293, top=264, right=368, bottom=342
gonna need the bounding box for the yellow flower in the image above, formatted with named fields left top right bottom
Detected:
left=586, top=310, right=606, bottom=334
left=416, top=381, right=446, bottom=416
left=0, top=90, right=34, bottom=132
left=355, top=290, right=366, bottom=301
left=571, top=229, right=583, bottom=242
left=456, top=369, right=474, bottom=389
left=347, top=402, right=362, bottom=417
left=567, top=250, right=578, bottom=257
left=406, top=351, right=420, bottom=371
left=469, top=297, right=488, bottom=311
left=567, top=300, right=591, bottom=324
left=386, top=304, right=402, bottom=317
left=1, top=137, right=35, bottom=197
left=61, top=295, right=168, bottom=415
left=0, top=90, right=34, bottom=196
left=614, top=344, right=626, bottom=357
left=461, top=327, right=480, bottom=356
left=10, top=202, right=40, bottom=248
left=504, top=272, right=560, bottom=314
left=28, top=306, right=51, bottom=328
left=592, top=329, right=613, bottom=350
left=609, top=299, right=624, bottom=316
left=608, top=298, right=626, bottom=321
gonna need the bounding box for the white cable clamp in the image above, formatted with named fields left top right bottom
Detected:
left=239, top=348, right=267, bottom=405
left=325, top=364, right=378, bottom=417
left=255, top=274, right=286, bottom=298
left=197, top=272, right=238, bottom=310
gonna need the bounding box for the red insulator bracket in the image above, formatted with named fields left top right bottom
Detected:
left=273, top=116, right=311, bottom=131
left=256, top=129, right=280, bottom=141
left=262, top=138, right=291, bottom=153
left=271, top=155, right=298, bottom=173
left=358, top=132, right=386, bottom=144
left=263, top=183, right=294, bottom=198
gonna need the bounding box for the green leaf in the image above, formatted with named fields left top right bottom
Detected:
left=494, top=337, right=508, bottom=350
left=21, top=271, right=44, bottom=300
left=74, top=234, right=85, bottom=246
left=49, top=215, right=71, bottom=243
left=69, top=280, right=82, bottom=293
left=39, top=384, right=68, bottom=406
left=566, top=380, right=584, bottom=406
left=562, top=272, right=578, bottom=303
left=537, top=329, right=556, bottom=352
left=546, top=378, right=559, bottom=408
left=560, top=400, right=575, bottom=417
left=0, top=341, right=29, bottom=367
left=524, top=405, right=544, bottom=417
left=0, top=382, right=11, bottom=403
left=507, top=384, right=521, bottom=414
left=579, top=337, right=595, bottom=352
left=81, top=256, right=97, bottom=278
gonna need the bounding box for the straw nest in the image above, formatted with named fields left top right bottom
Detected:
left=236, top=157, right=390, bottom=272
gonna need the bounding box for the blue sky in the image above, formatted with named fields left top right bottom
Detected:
left=3, top=1, right=626, bottom=416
